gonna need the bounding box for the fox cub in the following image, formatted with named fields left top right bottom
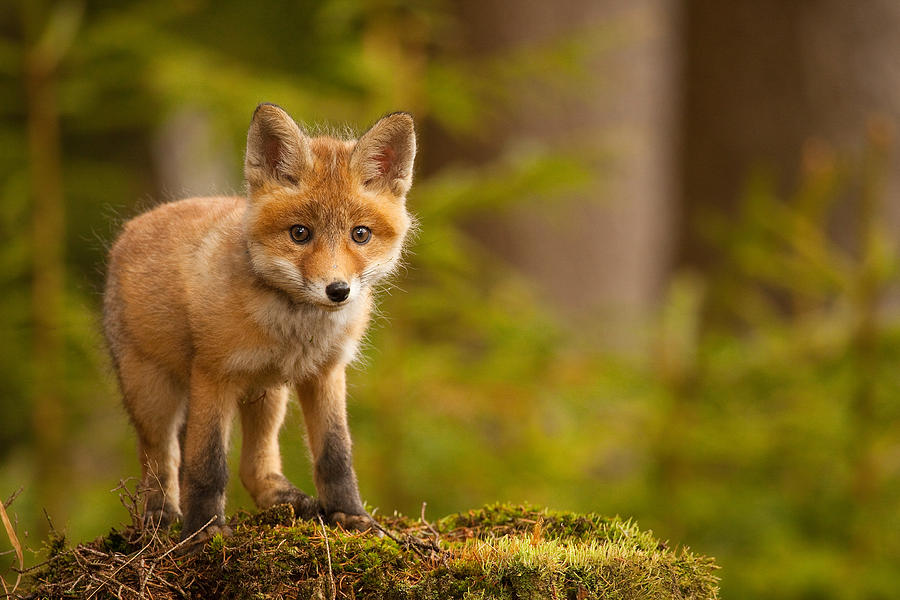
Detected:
left=103, top=104, right=415, bottom=542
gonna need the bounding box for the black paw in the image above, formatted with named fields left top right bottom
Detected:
left=328, top=511, right=382, bottom=535
left=269, top=486, right=322, bottom=521
left=247, top=503, right=296, bottom=527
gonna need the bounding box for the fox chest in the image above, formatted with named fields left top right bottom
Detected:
left=221, top=302, right=363, bottom=384
left=224, top=336, right=344, bottom=385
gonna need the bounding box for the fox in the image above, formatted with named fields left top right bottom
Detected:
left=103, top=103, right=415, bottom=542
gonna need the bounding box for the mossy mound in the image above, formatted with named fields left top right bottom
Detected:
left=24, top=503, right=719, bottom=599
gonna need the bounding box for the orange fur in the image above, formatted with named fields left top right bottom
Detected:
left=104, top=104, right=416, bottom=541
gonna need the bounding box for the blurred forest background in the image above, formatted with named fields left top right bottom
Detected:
left=2, top=1, right=900, bottom=598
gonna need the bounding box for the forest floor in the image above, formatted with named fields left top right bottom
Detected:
left=13, top=493, right=719, bottom=599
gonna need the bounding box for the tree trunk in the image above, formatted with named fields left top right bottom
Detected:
left=426, top=0, right=680, bottom=350
left=23, top=0, right=68, bottom=533
left=678, top=0, right=900, bottom=267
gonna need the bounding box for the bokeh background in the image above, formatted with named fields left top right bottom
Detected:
left=2, top=1, right=900, bottom=598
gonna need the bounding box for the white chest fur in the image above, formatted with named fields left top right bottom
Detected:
left=223, top=291, right=364, bottom=384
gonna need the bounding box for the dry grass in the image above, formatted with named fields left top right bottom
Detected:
left=0, top=489, right=25, bottom=598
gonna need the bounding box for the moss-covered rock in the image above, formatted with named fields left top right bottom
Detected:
left=23, top=503, right=719, bottom=599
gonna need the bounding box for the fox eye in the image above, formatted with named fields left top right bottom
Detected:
left=351, top=226, right=371, bottom=245
left=289, top=225, right=311, bottom=244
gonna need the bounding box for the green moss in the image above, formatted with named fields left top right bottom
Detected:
left=44, top=529, right=68, bottom=558
left=23, top=504, right=719, bottom=599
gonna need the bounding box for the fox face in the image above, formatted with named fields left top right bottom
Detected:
left=244, top=106, right=414, bottom=308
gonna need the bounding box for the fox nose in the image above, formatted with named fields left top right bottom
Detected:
left=325, top=280, right=350, bottom=303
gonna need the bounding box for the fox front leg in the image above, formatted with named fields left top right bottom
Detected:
left=297, top=367, right=375, bottom=531
left=239, top=385, right=320, bottom=519
left=179, top=367, right=238, bottom=542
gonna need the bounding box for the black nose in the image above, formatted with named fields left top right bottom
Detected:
left=325, top=280, right=350, bottom=302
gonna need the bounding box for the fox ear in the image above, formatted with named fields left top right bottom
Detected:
left=350, top=112, right=416, bottom=198
left=244, top=103, right=311, bottom=188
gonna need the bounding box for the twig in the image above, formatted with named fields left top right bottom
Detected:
left=383, top=521, right=429, bottom=560
left=419, top=502, right=448, bottom=566
left=154, top=516, right=218, bottom=562
left=371, top=521, right=407, bottom=548
left=0, top=490, right=23, bottom=599
left=420, top=502, right=442, bottom=546
left=85, top=540, right=156, bottom=600
left=85, top=515, right=215, bottom=600
left=139, top=558, right=153, bottom=599
left=316, top=516, right=336, bottom=600
left=2, top=489, right=22, bottom=510
left=89, top=571, right=140, bottom=598
left=65, top=573, right=86, bottom=594
left=42, top=508, right=55, bottom=532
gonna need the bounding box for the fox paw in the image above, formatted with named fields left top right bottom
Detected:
left=328, top=511, right=382, bottom=536
left=142, top=505, right=181, bottom=531
left=268, top=487, right=321, bottom=521
left=260, top=475, right=322, bottom=520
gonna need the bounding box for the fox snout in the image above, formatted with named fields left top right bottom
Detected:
left=306, top=272, right=360, bottom=307
left=325, top=280, right=351, bottom=303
